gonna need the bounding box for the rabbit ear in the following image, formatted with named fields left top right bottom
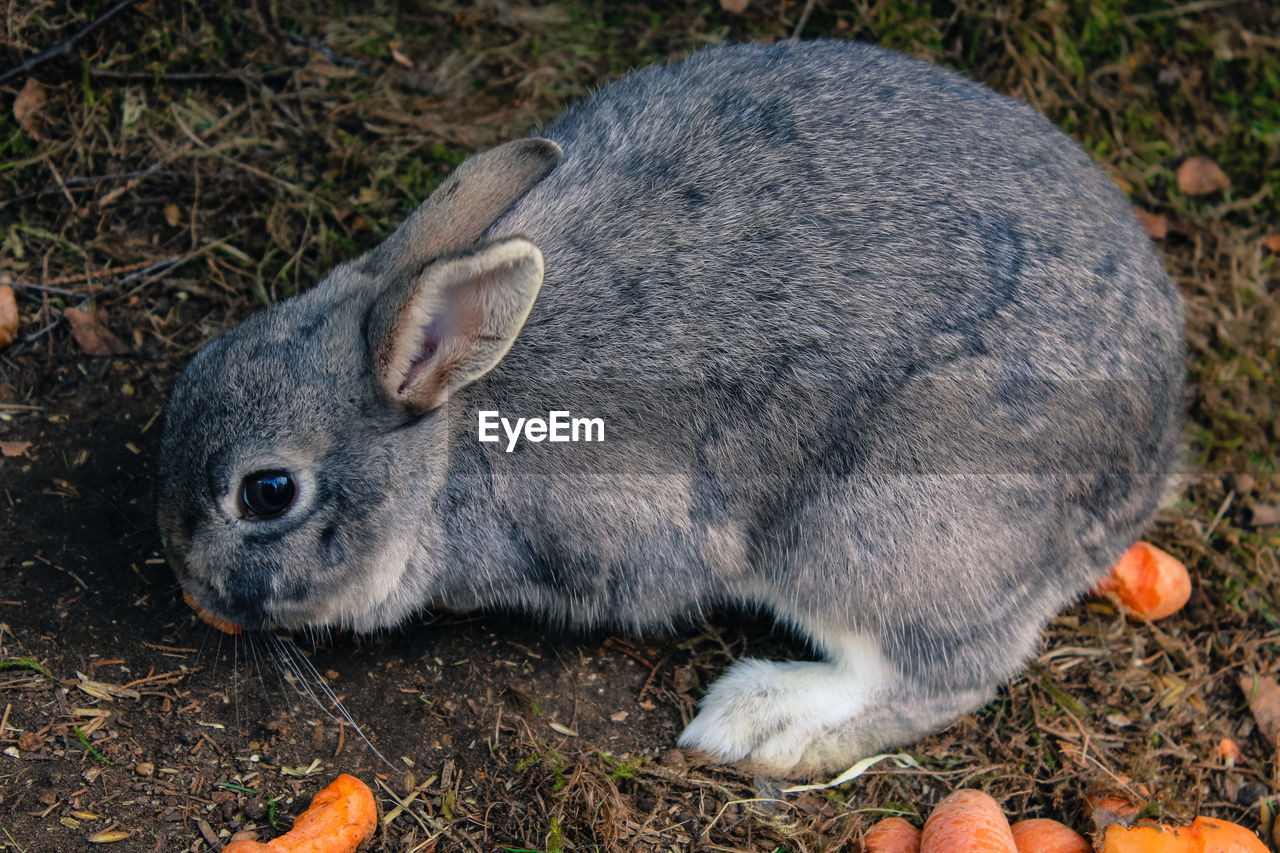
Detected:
left=364, top=138, right=562, bottom=280
left=372, top=237, right=544, bottom=412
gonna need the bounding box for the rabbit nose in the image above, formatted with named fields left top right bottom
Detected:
left=214, top=566, right=274, bottom=628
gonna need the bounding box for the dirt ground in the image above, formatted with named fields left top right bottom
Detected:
left=1, top=2, right=1278, bottom=852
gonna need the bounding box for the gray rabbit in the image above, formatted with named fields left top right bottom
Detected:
left=158, top=39, right=1184, bottom=778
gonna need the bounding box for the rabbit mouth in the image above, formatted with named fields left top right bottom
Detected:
left=248, top=550, right=418, bottom=634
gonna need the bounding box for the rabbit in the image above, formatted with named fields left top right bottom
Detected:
left=157, top=38, right=1185, bottom=778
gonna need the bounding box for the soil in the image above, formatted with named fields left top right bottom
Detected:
left=2, top=2, right=1278, bottom=852
left=0, top=363, right=728, bottom=851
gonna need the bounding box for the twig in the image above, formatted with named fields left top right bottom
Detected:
left=0, top=0, right=142, bottom=86
left=374, top=778, right=463, bottom=851
left=21, top=255, right=186, bottom=345
left=602, top=638, right=679, bottom=691
left=88, top=67, right=292, bottom=83
left=0, top=168, right=164, bottom=207
left=80, top=255, right=184, bottom=301
left=1204, top=491, right=1234, bottom=541
left=282, top=32, right=376, bottom=74
left=635, top=654, right=670, bottom=705
left=9, top=256, right=165, bottom=289
left=5, top=282, right=78, bottom=296
left=1125, top=0, right=1242, bottom=22
left=789, top=0, right=818, bottom=41
left=44, top=159, right=78, bottom=214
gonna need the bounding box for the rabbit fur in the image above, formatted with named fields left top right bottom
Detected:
left=158, top=39, right=1185, bottom=778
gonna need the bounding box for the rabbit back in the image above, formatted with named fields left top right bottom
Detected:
left=442, top=39, right=1184, bottom=639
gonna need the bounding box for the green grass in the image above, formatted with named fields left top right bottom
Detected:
left=72, top=726, right=116, bottom=766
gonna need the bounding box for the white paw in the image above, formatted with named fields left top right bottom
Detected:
left=677, top=646, right=893, bottom=776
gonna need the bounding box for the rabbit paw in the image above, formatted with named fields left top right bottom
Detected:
left=677, top=646, right=895, bottom=777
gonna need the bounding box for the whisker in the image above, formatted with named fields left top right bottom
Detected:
left=274, top=634, right=393, bottom=769
left=251, top=630, right=291, bottom=715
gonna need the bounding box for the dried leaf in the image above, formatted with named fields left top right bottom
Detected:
left=1240, top=674, right=1280, bottom=748
left=1176, top=156, right=1230, bottom=196
left=0, top=284, right=17, bottom=348
left=281, top=757, right=323, bottom=777
left=720, top=0, right=749, bottom=12
left=64, top=307, right=130, bottom=356
left=86, top=830, right=131, bottom=843
left=0, top=441, right=32, bottom=458
left=77, top=671, right=140, bottom=701
left=783, top=752, right=921, bottom=793
left=1266, top=234, right=1280, bottom=253
left=1132, top=208, right=1167, bottom=239
left=391, top=48, right=413, bottom=68
left=1247, top=503, right=1280, bottom=527
left=13, top=78, right=46, bottom=139
left=1085, top=789, right=1142, bottom=834
left=163, top=203, right=181, bottom=227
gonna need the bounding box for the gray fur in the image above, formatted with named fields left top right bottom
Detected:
left=158, top=39, right=1184, bottom=777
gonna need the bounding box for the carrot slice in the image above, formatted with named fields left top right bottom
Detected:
left=920, top=789, right=1017, bottom=853
left=1099, top=816, right=1268, bottom=853
left=224, top=775, right=377, bottom=853
left=1095, top=542, right=1191, bottom=620
left=864, top=816, right=921, bottom=853
left=183, top=588, right=243, bottom=635
left=1010, top=818, right=1090, bottom=853
left=0, top=285, right=17, bottom=349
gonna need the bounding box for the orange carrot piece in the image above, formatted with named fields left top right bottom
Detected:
left=224, top=775, right=376, bottom=853
left=1099, top=816, right=1268, bottom=853
left=920, top=789, right=1017, bottom=853
left=183, top=588, right=243, bottom=635
left=1010, top=818, right=1090, bottom=853
left=1095, top=542, right=1191, bottom=620
left=0, top=285, right=17, bottom=349
left=1217, top=738, right=1241, bottom=765
left=864, top=816, right=921, bottom=853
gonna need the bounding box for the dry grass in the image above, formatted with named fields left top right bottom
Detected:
left=1, top=2, right=1277, bottom=852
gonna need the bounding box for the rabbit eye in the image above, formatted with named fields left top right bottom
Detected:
left=239, top=471, right=296, bottom=519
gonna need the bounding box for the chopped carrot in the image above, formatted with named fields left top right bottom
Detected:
left=1217, top=738, right=1241, bottom=766
left=1099, top=816, right=1268, bottom=853
left=1095, top=542, right=1191, bottom=620
left=864, top=816, right=921, bottom=853
left=183, top=588, right=243, bottom=635
left=0, top=285, right=17, bottom=349
left=223, top=775, right=377, bottom=853
left=1010, top=818, right=1090, bottom=853
left=920, top=789, right=1017, bottom=853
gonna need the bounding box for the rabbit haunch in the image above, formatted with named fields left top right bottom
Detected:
left=158, top=39, right=1185, bottom=778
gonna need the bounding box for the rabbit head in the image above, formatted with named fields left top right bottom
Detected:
left=157, top=139, right=562, bottom=632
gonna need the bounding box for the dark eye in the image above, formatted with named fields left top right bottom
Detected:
left=239, top=470, right=296, bottom=519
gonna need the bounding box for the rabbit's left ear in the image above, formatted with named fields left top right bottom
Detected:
left=363, top=138, right=561, bottom=281
left=371, top=237, right=543, bottom=413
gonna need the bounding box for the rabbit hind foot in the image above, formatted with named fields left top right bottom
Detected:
left=677, top=631, right=990, bottom=779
